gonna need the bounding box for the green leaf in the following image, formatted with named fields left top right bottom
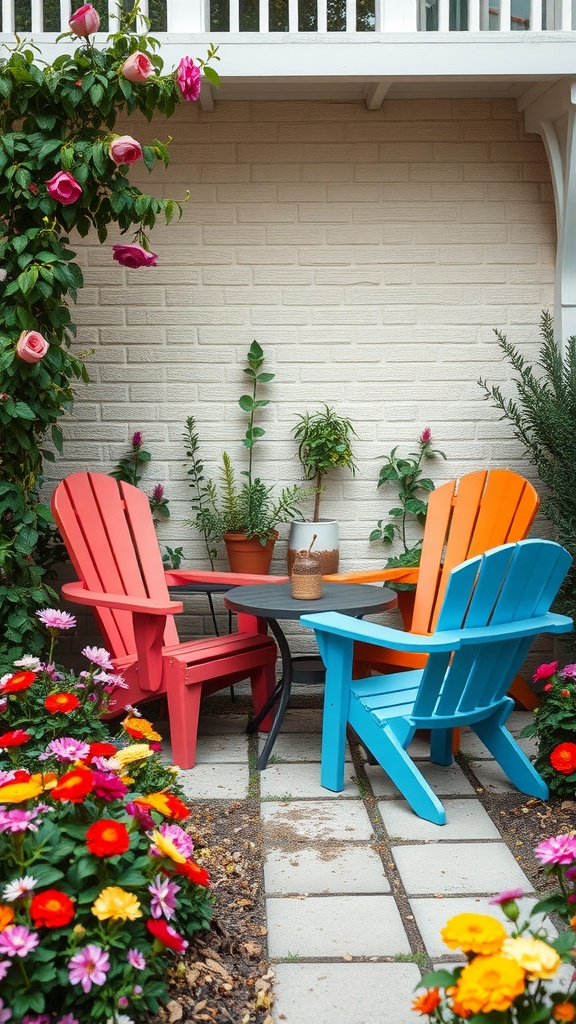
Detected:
left=203, top=65, right=220, bottom=87
left=12, top=401, right=36, bottom=420
left=238, top=395, right=255, bottom=412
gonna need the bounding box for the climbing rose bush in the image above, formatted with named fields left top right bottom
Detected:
left=520, top=662, right=576, bottom=797
left=0, top=4, right=219, bottom=671
left=412, top=843, right=576, bottom=1022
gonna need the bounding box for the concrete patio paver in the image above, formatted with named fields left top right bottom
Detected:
left=261, top=799, right=375, bottom=842
left=366, top=759, right=476, bottom=798
left=264, top=844, right=390, bottom=894
left=261, top=761, right=361, bottom=798
left=393, top=840, right=533, bottom=895
left=379, top=798, right=502, bottom=841
left=273, top=962, right=422, bottom=1024
left=266, top=894, right=411, bottom=958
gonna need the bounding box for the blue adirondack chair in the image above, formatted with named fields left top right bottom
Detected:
left=301, top=540, right=573, bottom=825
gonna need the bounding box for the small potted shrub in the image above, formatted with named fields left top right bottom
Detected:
left=185, top=341, right=305, bottom=573
left=288, top=404, right=357, bottom=573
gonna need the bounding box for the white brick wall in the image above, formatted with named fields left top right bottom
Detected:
left=46, top=97, right=556, bottom=645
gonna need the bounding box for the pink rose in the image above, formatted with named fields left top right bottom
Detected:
left=176, top=56, right=201, bottom=102
left=46, top=171, right=82, bottom=206
left=533, top=661, right=558, bottom=682
left=16, top=330, right=49, bottom=364
left=69, top=3, right=100, bottom=36
left=109, top=135, right=143, bottom=166
left=121, top=52, right=154, bottom=83
left=112, top=244, right=158, bottom=269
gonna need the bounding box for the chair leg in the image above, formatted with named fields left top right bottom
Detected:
left=348, top=709, right=447, bottom=825
left=474, top=703, right=549, bottom=799
left=430, top=728, right=454, bottom=766
left=164, top=660, right=203, bottom=770
left=250, top=662, right=275, bottom=733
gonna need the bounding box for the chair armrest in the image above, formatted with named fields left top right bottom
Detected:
left=164, top=569, right=289, bottom=587
left=61, top=581, right=183, bottom=616
left=300, top=611, right=461, bottom=653
left=323, top=567, right=419, bottom=585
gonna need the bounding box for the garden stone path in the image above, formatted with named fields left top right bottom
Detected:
left=161, top=699, right=546, bottom=1024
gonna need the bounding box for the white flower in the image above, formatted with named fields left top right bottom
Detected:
left=106, top=1017, right=133, bottom=1024
left=3, top=875, right=38, bottom=901
left=13, top=656, right=42, bottom=670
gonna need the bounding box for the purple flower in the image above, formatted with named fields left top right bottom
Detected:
left=68, top=944, right=110, bottom=993
left=35, top=609, right=77, bottom=631
left=152, top=483, right=165, bottom=501
left=0, top=960, right=10, bottom=981
left=0, top=998, right=12, bottom=1024
left=420, top=427, right=432, bottom=444
left=127, top=948, right=146, bottom=970
left=131, top=430, right=143, bottom=448
left=125, top=801, right=155, bottom=830
left=148, top=874, right=180, bottom=920
left=22, top=1015, right=50, bottom=1024
left=0, top=808, right=40, bottom=834
left=560, top=663, right=576, bottom=678
left=56, top=1017, right=80, bottom=1024
left=132, top=984, right=143, bottom=994
left=48, top=737, right=91, bottom=762
left=534, top=834, right=576, bottom=865
left=91, top=771, right=129, bottom=802
left=489, top=888, right=525, bottom=905
left=565, top=866, right=576, bottom=881
left=81, top=647, right=114, bottom=670
left=0, top=926, right=40, bottom=958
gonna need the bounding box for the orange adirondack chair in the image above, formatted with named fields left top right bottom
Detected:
left=51, top=472, right=283, bottom=769
left=326, top=469, right=540, bottom=710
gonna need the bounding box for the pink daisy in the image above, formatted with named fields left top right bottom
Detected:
left=489, top=888, right=525, bottom=904
left=81, top=647, right=114, bottom=670
left=35, top=609, right=77, bottom=631
left=68, top=944, right=110, bottom=993
left=127, top=948, right=146, bottom=970
left=48, top=737, right=91, bottom=762
left=534, top=834, right=576, bottom=865
left=0, top=925, right=40, bottom=957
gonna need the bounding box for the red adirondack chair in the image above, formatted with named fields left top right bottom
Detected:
left=52, top=472, right=284, bottom=769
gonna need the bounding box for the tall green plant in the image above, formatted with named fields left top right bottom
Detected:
left=0, top=6, right=218, bottom=669
left=292, top=404, right=357, bottom=522
left=478, top=311, right=576, bottom=652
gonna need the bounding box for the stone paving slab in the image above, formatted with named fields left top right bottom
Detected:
left=273, top=962, right=421, bottom=1024
left=264, top=844, right=390, bottom=895
left=279, top=708, right=324, bottom=733
left=266, top=894, right=411, bottom=958
left=379, top=798, right=502, bottom=841
left=194, top=733, right=249, bottom=763
left=261, top=800, right=375, bottom=843
left=459, top=727, right=538, bottom=760
left=259, top=732, right=351, bottom=762
left=469, top=759, right=521, bottom=794
left=178, top=763, right=249, bottom=800
left=410, top=895, right=540, bottom=959
left=197, top=715, right=249, bottom=735
left=366, top=760, right=476, bottom=798
left=392, top=841, right=533, bottom=895
left=261, top=761, right=360, bottom=799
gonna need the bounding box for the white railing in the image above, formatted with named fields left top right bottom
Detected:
left=1, top=0, right=574, bottom=35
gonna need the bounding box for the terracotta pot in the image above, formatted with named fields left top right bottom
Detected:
left=287, top=520, right=339, bottom=575
left=223, top=531, right=278, bottom=574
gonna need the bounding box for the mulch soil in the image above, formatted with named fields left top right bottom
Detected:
left=153, top=703, right=576, bottom=1024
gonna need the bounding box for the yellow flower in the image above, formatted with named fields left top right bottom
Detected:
left=553, top=1003, right=576, bottom=1022
left=122, top=714, right=162, bottom=742
left=441, top=913, right=507, bottom=955
left=0, top=778, right=44, bottom=803
left=114, top=743, right=154, bottom=767
left=453, top=953, right=526, bottom=1014
left=0, top=903, right=15, bottom=931
left=91, top=886, right=142, bottom=921
left=150, top=829, right=186, bottom=864
left=501, top=936, right=560, bottom=979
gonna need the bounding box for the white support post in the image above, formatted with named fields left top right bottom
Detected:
left=31, top=0, right=42, bottom=32
left=2, top=0, right=13, bottom=33
left=500, top=0, right=512, bottom=30
left=346, top=0, right=357, bottom=32
left=380, top=0, right=418, bottom=30
left=59, top=0, right=68, bottom=33
left=438, top=0, right=450, bottom=30
left=558, top=0, right=572, bottom=28
left=469, top=0, right=481, bottom=30
left=229, top=0, right=240, bottom=32
left=524, top=80, right=576, bottom=348
left=259, top=0, right=269, bottom=33
left=317, top=0, right=327, bottom=33
left=108, top=0, right=120, bottom=33
left=168, top=0, right=205, bottom=31
left=288, top=0, right=298, bottom=31
left=480, top=0, right=490, bottom=28
left=530, top=0, right=543, bottom=29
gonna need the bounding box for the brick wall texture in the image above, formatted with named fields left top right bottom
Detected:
left=46, top=96, right=556, bottom=644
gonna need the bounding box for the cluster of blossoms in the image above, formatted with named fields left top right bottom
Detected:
left=412, top=834, right=576, bottom=1022
left=12, top=3, right=205, bottom=367
left=0, top=644, right=212, bottom=1021
left=521, top=662, right=576, bottom=797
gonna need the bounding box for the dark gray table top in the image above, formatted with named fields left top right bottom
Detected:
left=224, top=581, right=397, bottom=620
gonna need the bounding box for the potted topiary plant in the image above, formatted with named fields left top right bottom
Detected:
left=184, top=341, right=305, bottom=573
left=288, top=404, right=357, bottom=574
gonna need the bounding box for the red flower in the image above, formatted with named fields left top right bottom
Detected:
left=544, top=683, right=553, bottom=692
left=1, top=671, right=36, bottom=694
left=533, top=661, right=558, bottom=682
left=163, top=794, right=190, bottom=821
left=175, top=859, right=211, bottom=888
left=146, top=918, right=188, bottom=952
left=562, top=690, right=571, bottom=698
left=86, top=819, right=130, bottom=857
left=30, top=889, right=75, bottom=928
left=50, top=766, right=94, bottom=803
left=550, top=742, right=576, bottom=775
left=85, top=742, right=118, bottom=763
left=0, top=729, right=30, bottom=747
left=413, top=988, right=441, bottom=1015
left=45, top=692, right=81, bottom=714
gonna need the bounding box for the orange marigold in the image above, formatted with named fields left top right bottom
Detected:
left=453, top=954, right=526, bottom=1015
left=0, top=903, right=15, bottom=931
left=550, top=742, right=576, bottom=775
left=50, top=767, right=94, bottom=803
left=412, top=989, right=441, bottom=1015
left=441, top=913, right=507, bottom=956
left=553, top=1004, right=576, bottom=1022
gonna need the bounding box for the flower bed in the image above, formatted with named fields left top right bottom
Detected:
left=521, top=662, right=576, bottom=798
left=0, top=612, right=213, bottom=1023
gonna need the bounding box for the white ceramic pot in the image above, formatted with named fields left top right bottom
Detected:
left=287, top=520, right=339, bottom=575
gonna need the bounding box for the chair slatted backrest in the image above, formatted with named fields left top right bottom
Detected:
left=412, top=540, right=572, bottom=726
left=410, top=469, right=540, bottom=636
left=52, top=473, right=179, bottom=659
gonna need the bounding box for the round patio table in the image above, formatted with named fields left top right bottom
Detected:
left=224, top=581, right=397, bottom=769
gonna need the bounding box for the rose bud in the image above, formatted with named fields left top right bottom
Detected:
left=46, top=171, right=82, bottom=206
left=16, top=330, right=49, bottom=363
left=109, top=135, right=143, bottom=166
left=112, top=244, right=158, bottom=268
left=69, top=3, right=100, bottom=36
left=121, top=52, right=154, bottom=83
